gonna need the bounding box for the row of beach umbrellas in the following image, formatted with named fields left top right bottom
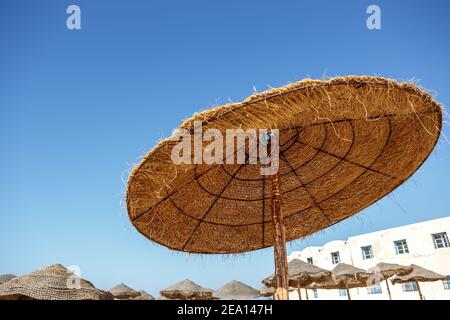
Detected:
left=0, top=261, right=445, bottom=300
left=0, top=264, right=261, bottom=300
left=262, top=260, right=446, bottom=300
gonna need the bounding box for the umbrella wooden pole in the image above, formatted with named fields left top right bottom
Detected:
left=385, top=279, right=392, bottom=300
left=346, top=287, right=351, bottom=300
left=297, top=283, right=302, bottom=300
left=268, top=137, right=289, bottom=301
left=305, top=288, right=309, bottom=300
left=416, top=281, right=423, bottom=300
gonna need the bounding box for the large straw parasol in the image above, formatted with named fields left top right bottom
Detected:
left=126, top=76, right=442, bottom=300
left=0, top=274, right=16, bottom=285
left=391, top=264, right=445, bottom=300
left=132, top=290, right=155, bottom=300
left=160, top=279, right=213, bottom=300
left=213, top=280, right=260, bottom=300
left=263, top=259, right=331, bottom=300
left=0, top=264, right=113, bottom=300
left=368, top=262, right=413, bottom=300
left=109, top=283, right=141, bottom=300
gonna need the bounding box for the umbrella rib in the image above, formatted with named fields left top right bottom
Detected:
left=295, top=141, right=397, bottom=180
left=280, top=152, right=332, bottom=224
left=279, top=109, right=439, bottom=132
left=181, top=164, right=246, bottom=250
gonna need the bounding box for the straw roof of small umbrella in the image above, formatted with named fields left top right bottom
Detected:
left=109, top=283, right=141, bottom=300
left=368, top=262, right=413, bottom=299
left=160, top=279, right=213, bottom=300
left=0, top=264, right=113, bottom=300
left=0, top=274, right=16, bottom=285
left=308, top=263, right=373, bottom=300
left=262, top=259, right=331, bottom=300
left=213, top=280, right=260, bottom=300
left=126, top=76, right=442, bottom=300
left=132, top=290, right=155, bottom=300
left=391, top=264, right=445, bottom=300
left=259, top=285, right=275, bottom=297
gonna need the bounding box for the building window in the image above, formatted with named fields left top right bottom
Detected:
left=338, top=289, right=347, bottom=297
left=367, top=284, right=382, bottom=294
left=432, top=232, right=450, bottom=249
left=312, top=289, right=318, bottom=299
left=443, top=276, right=450, bottom=290
left=394, top=239, right=409, bottom=255
left=306, top=257, right=313, bottom=265
left=402, top=281, right=418, bottom=292
left=331, top=252, right=340, bottom=264
left=361, top=245, right=374, bottom=260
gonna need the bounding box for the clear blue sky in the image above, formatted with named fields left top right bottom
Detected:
left=1, top=0, right=450, bottom=296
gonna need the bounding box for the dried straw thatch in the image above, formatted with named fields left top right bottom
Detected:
left=369, top=262, right=413, bottom=279
left=391, top=264, right=445, bottom=300
left=160, top=279, right=213, bottom=300
left=213, top=280, right=260, bottom=300
left=368, top=262, right=413, bottom=299
left=132, top=290, right=155, bottom=300
left=263, top=259, right=331, bottom=288
left=0, top=264, right=113, bottom=300
left=0, top=274, right=16, bottom=285
left=331, top=263, right=373, bottom=286
left=109, top=283, right=141, bottom=299
left=126, top=76, right=442, bottom=254
left=259, top=285, right=275, bottom=297
left=391, top=264, right=445, bottom=284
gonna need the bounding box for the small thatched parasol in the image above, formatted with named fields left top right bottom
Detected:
left=391, top=264, right=445, bottom=300
left=263, top=259, right=331, bottom=300
left=132, top=290, right=155, bottom=300
left=0, top=264, right=113, bottom=300
left=309, top=263, right=372, bottom=300
left=0, top=274, right=16, bottom=285
left=213, top=280, right=260, bottom=300
left=109, top=283, right=141, bottom=300
left=126, top=76, right=442, bottom=300
left=259, top=285, right=275, bottom=298
left=368, top=262, right=413, bottom=300
left=160, top=279, right=213, bottom=300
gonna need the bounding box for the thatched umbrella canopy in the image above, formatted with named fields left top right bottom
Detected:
left=213, top=280, right=259, bottom=300
left=308, top=263, right=372, bottom=300
left=132, top=290, right=155, bottom=300
left=391, top=264, right=445, bottom=300
left=160, top=279, right=213, bottom=300
left=263, top=259, right=331, bottom=300
left=0, top=264, right=113, bottom=300
left=368, top=262, right=413, bottom=300
left=126, top=76, right=442, bottom=300
left=0, top=274, right=16, bottom=285
left=109, top=283, right=141, bottom=300
left=260, top=285, right=275, bottom=298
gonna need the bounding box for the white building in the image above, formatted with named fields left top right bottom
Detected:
left=288, top=216, right=450, bottom=300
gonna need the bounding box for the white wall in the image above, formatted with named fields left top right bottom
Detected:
left=288, top=216, right=450, bottom=300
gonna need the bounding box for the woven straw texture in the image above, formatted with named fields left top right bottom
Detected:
left=391, top=264, right=445, bottom=284
left=213, top=280, right=260, bottom=300
left=259, top=285, right=275, bottom=297
left=109, top=283, right=141, bottom=299
left=126, top=76, right=442, bottom=254
left=263, top=259, right=331, bottom=287
left=0, top=264, right=113, bottom=300
left=369, top=262, right=413, bottom=279
left=132, top=290, right=155, bottom=300
left=0, top=274, right=16, bottom=285
left=160, top=279, right=213, bottom=300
